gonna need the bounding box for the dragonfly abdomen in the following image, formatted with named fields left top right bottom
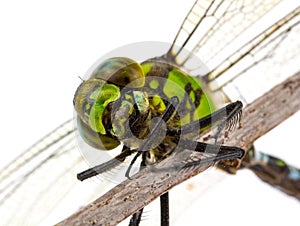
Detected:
left=243, top=148, right=300, bottom=199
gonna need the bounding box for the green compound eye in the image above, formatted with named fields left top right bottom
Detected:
left=91, top=57, right=145, bottom=88
left=73, top=79, right=120, bottom=134
left=77, top=117, right=120, bottom=151
left=88, top=84, right=120, bottom=133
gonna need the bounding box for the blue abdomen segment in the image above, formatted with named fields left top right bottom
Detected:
left=243, top=147, right=300, bottom=199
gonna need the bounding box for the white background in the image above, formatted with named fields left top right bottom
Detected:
left=0, top=0, right=299, bottom=225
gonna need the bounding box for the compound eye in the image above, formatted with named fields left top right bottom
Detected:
left=77, top=117, right=120, bottom=151
left=90, top=57, right=145, bottom=88
left=73, top=79, right=120, bottom=134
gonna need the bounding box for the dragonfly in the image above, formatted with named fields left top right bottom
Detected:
left=0, top=0, right=300, bottom=225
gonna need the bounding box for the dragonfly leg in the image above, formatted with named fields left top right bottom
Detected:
left=168, top=101, right=243, bottom=138
left=210, top=101, right=243, bottom=141
left=129, top=208, right=144, bottom=226
left=179, top=140, right=244, bottom=169
left=128, top=152, right=149, bottom=225
left=128, top=154, right=170, bottom=226
left=77, top=145, right=134, bottom=181
left=160, top=192, right=169, bottom=226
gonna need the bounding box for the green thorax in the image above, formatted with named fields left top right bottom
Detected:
left=141, top=60, right=215, bottom=126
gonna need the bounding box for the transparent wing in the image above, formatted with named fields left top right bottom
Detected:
left=168, top=0, right=300, bottom=104
left=208, top=5, right=300, bottom=103
left=168, top=0, right=283, bottom=66
left=0, top=120, right=113, bottom=225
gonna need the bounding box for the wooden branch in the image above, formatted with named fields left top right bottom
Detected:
left=56, top=71, right=300, bottom=226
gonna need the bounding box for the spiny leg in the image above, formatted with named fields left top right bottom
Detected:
left=163, top=139, right=245, bottom=171
left=168, top=100, right=243, bottom=136
left=160, top=192, right=169, bottom=226
left=166, top=101, right=244, bottom=169
left=211, top=101, right=243, bottom=141
left=129, top=152, right=148, bottom=226
left=125, top=151, right=142, bottom=179
left=181, top=140, right=244, bottom=158
left=77, top=145, right=134, bottom=181
left=129, top=209, right=144, bottom=226
left=182, top=140, right=244, bottom=168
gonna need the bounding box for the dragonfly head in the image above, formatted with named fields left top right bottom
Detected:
left=73, top=57, right=147, bottom=150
